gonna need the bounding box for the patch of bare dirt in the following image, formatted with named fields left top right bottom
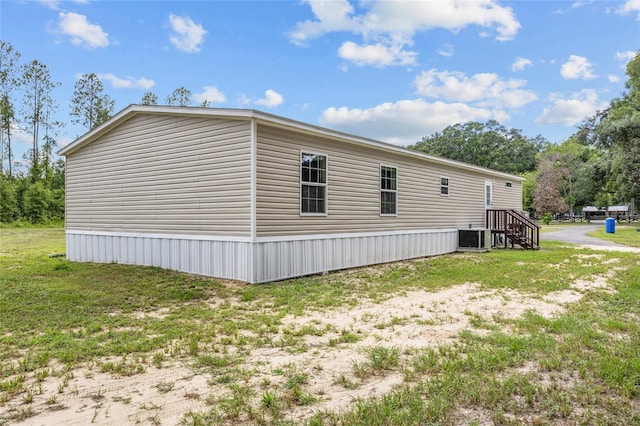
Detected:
left=1, top=273, right=618, bottom=425
left=2, top=364, right=210, bottom=426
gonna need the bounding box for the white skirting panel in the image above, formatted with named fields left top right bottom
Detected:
left=66, top=229, right=458, bottom=284
left=66, top=231, right=254, bottom=283
left=253, top=229, right=458, bottom=283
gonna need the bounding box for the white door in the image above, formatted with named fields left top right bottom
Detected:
left=485, top=180, right=493, bottom=209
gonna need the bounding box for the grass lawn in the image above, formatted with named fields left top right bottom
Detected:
left=1, top=228, right=639, bottom=425
left=589, top=225, right=640, bottom=248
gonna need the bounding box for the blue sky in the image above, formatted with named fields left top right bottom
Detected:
left=2, top=0, right=639, bottom=167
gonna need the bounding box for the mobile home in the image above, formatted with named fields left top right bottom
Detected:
left=58, top=105, right=523, bottom=283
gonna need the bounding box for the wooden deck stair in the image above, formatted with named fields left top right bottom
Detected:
left=486, top=209, right=540, bottom=250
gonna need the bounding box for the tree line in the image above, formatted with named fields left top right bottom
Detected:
left=1, top=38, right=638, bottom=224
left=1, top=41, right=66, bottom=224
left=0, top=40, right=202, bottom=224
left=410, top=52, right=640, bottom=220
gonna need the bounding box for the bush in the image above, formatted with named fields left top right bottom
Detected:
left=23, top=181, right=52, bottom=223
left=0, top=179, right=18, bottom=223
left=541, top=212, right=553, bottom=225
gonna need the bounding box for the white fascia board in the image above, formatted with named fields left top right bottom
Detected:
left=57, top=105, right=256, bottom=156
left=66, top=228, right=458, bottom=244
left=250, top=111, right=524, bottom=182
left=57, top=104, right=138, bottom=156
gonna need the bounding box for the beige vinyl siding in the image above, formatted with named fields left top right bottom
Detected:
left=256, top=124, right=499, bottom=237
left=491, top=179, right=523, bottom=210
left=66, top=114, right=252, bottom=236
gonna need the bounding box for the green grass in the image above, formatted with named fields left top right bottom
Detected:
left=1, top=228, right=640, bottom=425
left=588, top=225, right=640, bottom=247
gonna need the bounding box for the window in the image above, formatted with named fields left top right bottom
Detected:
left=300, top=152, right=327, bottom=214
left=440, top=177, right=449, bottom=196
left=506, top=181, right=513, bottom=188
left=380, top=165, right=397, bottom=215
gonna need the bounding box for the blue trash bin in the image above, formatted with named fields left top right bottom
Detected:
left=605, top=217, right=616, bottom=233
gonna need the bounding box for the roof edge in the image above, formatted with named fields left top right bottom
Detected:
left=57, top=104, right=524, bottom=181
left=251, top=111, right=525, bottom=181
left=57, top=105, right=258, bottom=156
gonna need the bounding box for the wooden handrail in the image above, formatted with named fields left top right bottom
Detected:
left=486, top=209, right=540, bottom=249
left=507, top=209, right=538, bottom=229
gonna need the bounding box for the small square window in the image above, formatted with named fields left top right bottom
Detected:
left=506, top=182, right=513, bottom=188
left=440, top=177, right=449, bottom=196
left=380, top=165, right=397, bottom=215
left=301, top=152, right=327, bottom=214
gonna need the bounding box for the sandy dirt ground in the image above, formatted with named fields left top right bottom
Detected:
left=1, top=254, right=620, bottom=426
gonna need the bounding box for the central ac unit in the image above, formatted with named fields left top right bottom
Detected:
left=458, top=228, right=488, bottom=252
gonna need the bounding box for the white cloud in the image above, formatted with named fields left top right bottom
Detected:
left=535, top=89, right=605, bottom=126
left=39, top=0, right=61, bottom=9
left=12, top=124, right=32, bottom=146
left=192, top=86, right=226, bottom=104
left=254, top=90, right=284, bottom=108
left=511, top=57, right=532, bottom=71
left=617, top=0, right=640, bottom=19
left=338, top=40, right=416, bottom=67
left=98, top=73, right=154, bottom=90
left=414, top=69, right=537, bottom=108
left=319, top=99, right=509, bottom=145
left=168, top=14, right=207, bottom=53
left=56, top=12, right=109, bottom=49
left=289, top=0, right=520, bottom=67
left=608, top=74, right=621, bottom=83
left=288, top=0, right=359, bottom=46
left=615, top=50, right=637, bottom=62
left=571, top=1, right=593, bottom=8
left=39, top=0, right=88, bottom=10
left=57, top=135, right=75, bottom=149
left=437, top=43, right=454, bottom=57
left=362, top=0, right=520, bottom=41
left=560, top=55, right=596, bottom=80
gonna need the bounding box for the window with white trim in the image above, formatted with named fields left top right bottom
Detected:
left=506, top=181, right=513, bottom=188
left=440, top=177, right=449, bottom=196
left=380, top=165, right=397, bottom=215
left=300, top=152, right=327, bottom=214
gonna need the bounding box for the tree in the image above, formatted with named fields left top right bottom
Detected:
left=0, top=95, right=15, bottom=178
left=0, top=41, right=20, bottom=93
left=0, top=177, right=17, bottom=222
left=166, top=86, right=191, bottom=107
left=0, top=51, right=67, bottom=225
left=70, top=73, right=115, bottom=130
left=540, top=136, right=601, bottom=215
left=40, top=135, right=56, bottom=184
left=409, top=120, right=547, bottom=174
left=0, top=41, right=20, bottom=178
left=23, top=180, right=52, bottom=223
left=581, top=52, right=640, bottom=213
left=532, top=152, right=569, bottom=216
left=141, top=91, right=158, bottom=105
left=567, top=144, right=607, bottom=209
left=19, top=60, right=60, bottom=165
left=521, top=171, right=536, bottom=214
